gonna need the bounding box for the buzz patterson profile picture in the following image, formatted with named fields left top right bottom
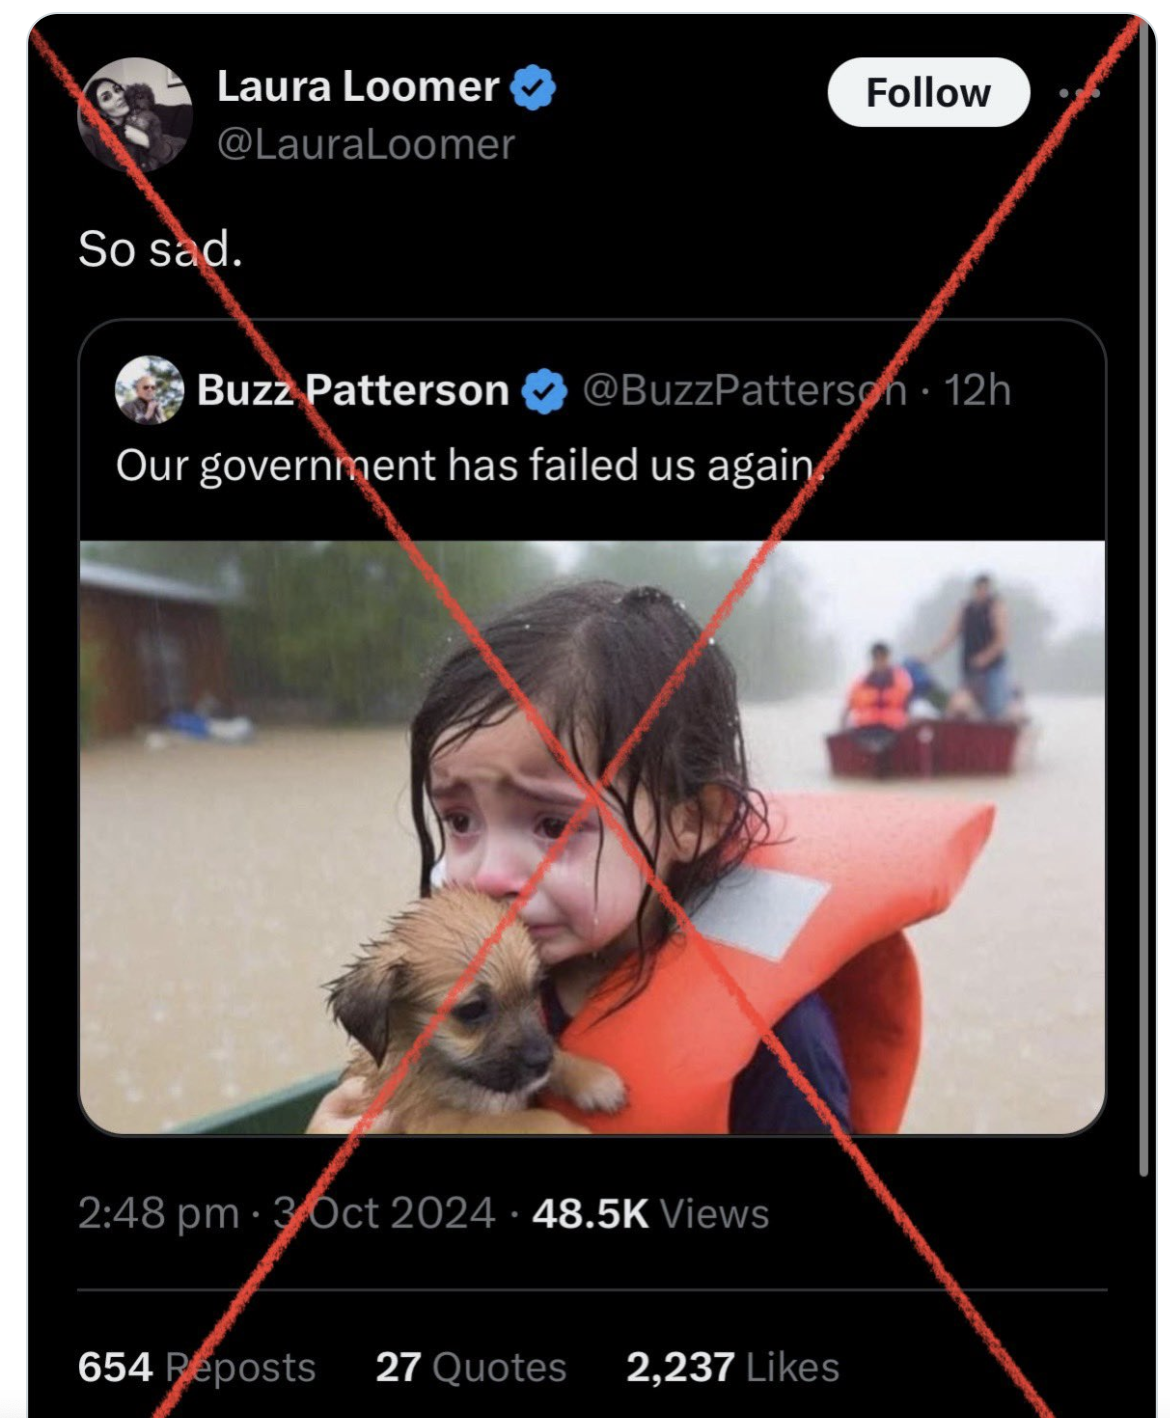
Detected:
left=116, top=357, right=184, bottom=425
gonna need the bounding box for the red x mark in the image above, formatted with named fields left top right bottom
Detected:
left=40, top=18, right=1139, bottom=1416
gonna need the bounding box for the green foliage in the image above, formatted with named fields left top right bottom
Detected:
left=229, top=541, right=558, bottom=719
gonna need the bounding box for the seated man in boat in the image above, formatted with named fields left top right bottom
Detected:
left=923, top=574, right=1012, bottom=720
left=842, top=642, right=915, bottom=751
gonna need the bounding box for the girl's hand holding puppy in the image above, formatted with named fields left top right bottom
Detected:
left=305, top=1077, right=395, bottom=1135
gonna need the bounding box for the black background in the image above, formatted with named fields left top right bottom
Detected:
left=33, top=13, right=1148, bottom=1414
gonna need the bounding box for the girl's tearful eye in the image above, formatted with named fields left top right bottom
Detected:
left=441, top=810, right=476, bottom=837
left=536, top=815, right=572, bottom=841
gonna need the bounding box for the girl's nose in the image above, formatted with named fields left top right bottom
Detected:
left=470, top=838, right=530, bottom=900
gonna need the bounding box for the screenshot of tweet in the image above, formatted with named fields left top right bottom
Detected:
left=34, top=13, right=1149, bottom=1414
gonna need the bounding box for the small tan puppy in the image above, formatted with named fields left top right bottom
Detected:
left=327, top=888, right=627, bottom=1134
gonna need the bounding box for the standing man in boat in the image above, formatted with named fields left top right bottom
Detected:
left=924, top=574, right=1011, bottom=720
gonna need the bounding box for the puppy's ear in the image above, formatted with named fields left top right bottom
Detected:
left=327, top=951, right=402, bottom=1066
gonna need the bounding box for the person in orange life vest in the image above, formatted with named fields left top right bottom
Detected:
left=308, top=583, right=987, bottom=1135
left=843, top=643, right=915, bottom=731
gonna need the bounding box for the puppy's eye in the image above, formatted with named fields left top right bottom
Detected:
left=452, top=998, right=492, bottom=1026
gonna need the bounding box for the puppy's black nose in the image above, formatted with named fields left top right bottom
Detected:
left=517, top=1035, right=554, bottom=1073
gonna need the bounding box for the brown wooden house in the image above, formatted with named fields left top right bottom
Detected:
left=80, top=563, right=233, bottom=739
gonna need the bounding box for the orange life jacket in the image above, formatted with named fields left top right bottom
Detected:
left=848, top=665, right=914, bottom=729
left=545, top=793, right=993, bottom=1134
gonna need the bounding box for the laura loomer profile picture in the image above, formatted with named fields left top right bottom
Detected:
left=78, top=57, right=192, bottom=173
left=116, top=356, right=184, bottom=425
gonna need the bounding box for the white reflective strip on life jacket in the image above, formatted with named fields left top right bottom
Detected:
left=687, top=863, right=831, bottom=961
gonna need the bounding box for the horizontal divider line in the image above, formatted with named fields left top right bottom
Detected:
left=78, top=1286, right=1109, bottom=1295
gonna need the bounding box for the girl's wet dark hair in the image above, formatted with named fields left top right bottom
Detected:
left=410, top=580, right=773, bottom=1008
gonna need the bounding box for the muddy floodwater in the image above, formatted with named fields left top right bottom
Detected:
left=80, top=695, right=1104, bottom=1135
